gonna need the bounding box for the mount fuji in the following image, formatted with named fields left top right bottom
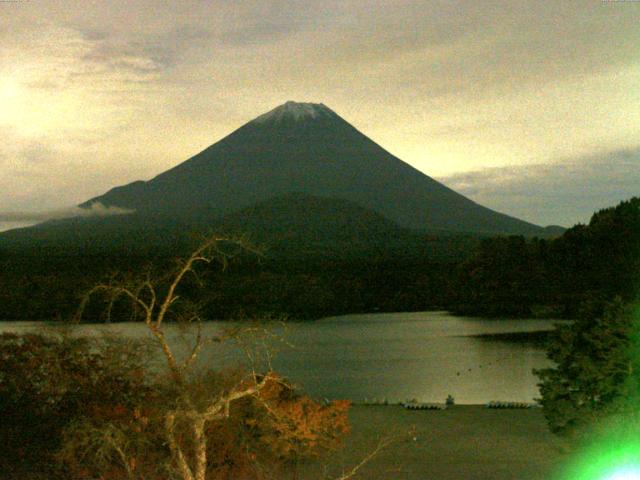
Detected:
left=0, top=101, right=554, bottom=254
left=78, top=101, right=543, bottom=236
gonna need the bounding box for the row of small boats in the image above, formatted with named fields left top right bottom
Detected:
left=484, top=401, right=537, bottom=409
left=361, top=399, right=539, bottom=410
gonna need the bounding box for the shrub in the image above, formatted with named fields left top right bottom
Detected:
left=0, top=331, right=150, bottom=478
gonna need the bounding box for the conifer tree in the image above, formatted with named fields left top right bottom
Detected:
left=535, top=298, right=639, bottom=435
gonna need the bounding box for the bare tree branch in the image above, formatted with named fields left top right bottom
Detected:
left=332, top=433, right=401, bottom=480
left=72, top=236, right=379, bottom=480
left=166, top=412, right=195, bottom=480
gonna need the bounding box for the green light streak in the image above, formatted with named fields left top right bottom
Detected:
left=555, top=303, right=640, bottom=480
left=603, top=467, right=640, bottom=480
left=560, top=440, right=640, bottom=480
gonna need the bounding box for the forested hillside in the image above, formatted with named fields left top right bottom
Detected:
left=452, top=197, right=640, bottom=317
left=0, top=232, right=477, bottom=322
left=1, top=198, right=636, bottom=322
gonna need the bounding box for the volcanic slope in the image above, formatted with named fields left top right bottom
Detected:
left=81, top=101, right=544, bottom=236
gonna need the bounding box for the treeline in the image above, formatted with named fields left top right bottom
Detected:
left=450, top=197, right=640, bottom=318
left=197, top=257, right=458, bottom=320
left=0, top=252, right=167, bottom=322
left=1, top=198, right=637, bottom=322
left=0, top=243, right=468, bottom=322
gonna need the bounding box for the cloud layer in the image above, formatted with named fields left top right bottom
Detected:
left=0, top=202, right=134, bottom=223
left=439, top=148, right=640, bottom=227
left=1, top=1, right=638, bottom=227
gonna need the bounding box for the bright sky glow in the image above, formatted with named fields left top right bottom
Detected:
left=0, top=76, right=22, bottom=124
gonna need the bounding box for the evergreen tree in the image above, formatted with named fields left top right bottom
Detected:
left=535, top=298, right=640, bottom=435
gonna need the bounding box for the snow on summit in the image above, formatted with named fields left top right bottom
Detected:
left=253, top=101, right=334, bottom=123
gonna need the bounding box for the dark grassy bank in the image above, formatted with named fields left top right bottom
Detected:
left=310, top=405, right=570, bottom=480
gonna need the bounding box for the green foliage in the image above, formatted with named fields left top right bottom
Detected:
left=201, top=257, right=458, bottom=320
left=453, top=197, right=640, bottom=318
left=454, top=235, right=548, bottom=316
left=535, top=298, right=640, bottom=435
left=0, top=248, right=463, bottom=321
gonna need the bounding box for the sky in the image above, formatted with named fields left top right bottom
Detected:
left=0, top=0, right=638, bottom=231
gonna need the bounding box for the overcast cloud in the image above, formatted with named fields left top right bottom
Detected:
left=1, top=0, right=638, bottom=230
left=439, top=147, right=640, bottom=227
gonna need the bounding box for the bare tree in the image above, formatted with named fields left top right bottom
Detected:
left=72, top=235, right=398, bottom=480
left=76, top=236, right=287, bottom=480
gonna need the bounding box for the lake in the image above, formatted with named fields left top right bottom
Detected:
left=0, top=311, right=564, bottom=404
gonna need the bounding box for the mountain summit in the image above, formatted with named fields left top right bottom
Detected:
left=253, top=101, right=335, bottom=123
left=79, top=101, right=541, bottom=235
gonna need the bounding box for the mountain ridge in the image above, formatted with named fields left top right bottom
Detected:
left=81, top=101, right=544, bottom=236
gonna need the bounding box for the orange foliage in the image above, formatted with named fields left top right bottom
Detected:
left=201, top=375, right=351, bottom=479
left=256, top=375, right=351, bottom=458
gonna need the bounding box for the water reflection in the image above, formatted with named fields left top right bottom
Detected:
left=1, top=312, right=565, bottom=404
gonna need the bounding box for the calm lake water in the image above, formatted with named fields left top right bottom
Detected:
left=1, top=312, right=564, bottom=404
